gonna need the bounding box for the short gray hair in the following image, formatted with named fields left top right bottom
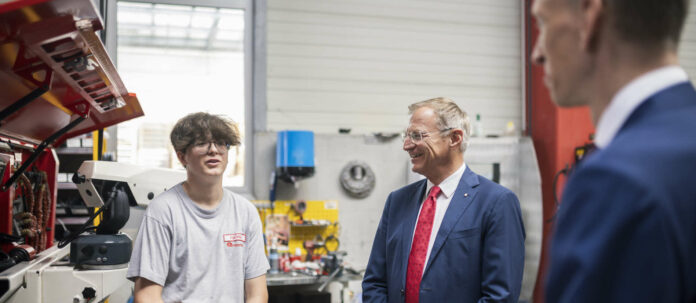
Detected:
left=408, top=97, right=471, bottom=153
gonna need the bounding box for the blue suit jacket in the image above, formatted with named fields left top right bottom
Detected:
left=546, top=82, right=696, bottom=302
left=363, top=167, right=525, bottom=303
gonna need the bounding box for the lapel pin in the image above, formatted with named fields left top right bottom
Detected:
left=464, top=193, right=469, bottom=197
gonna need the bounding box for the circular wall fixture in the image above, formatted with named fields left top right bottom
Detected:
left=339, top=161, right=375, bottom=198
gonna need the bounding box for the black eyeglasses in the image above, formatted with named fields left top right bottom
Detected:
left=402, top=128, right=453, bottom=142
left=191, top=141, right=231, bottom=155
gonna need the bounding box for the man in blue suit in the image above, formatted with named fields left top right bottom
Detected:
left=363, top=97, right=525, bottom=303
left=532, top=0, right=696, bottom=301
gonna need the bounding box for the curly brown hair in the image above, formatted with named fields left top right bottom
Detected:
left=170, top=112, right=241, bottom=154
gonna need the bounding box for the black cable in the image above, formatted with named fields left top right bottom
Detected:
left=546, top=165, right=570, bottom=223
left=324, top=234, right=340, bottom=253
left=553, top=165, right=570, bottom=208
left=97, top=129, right=104, bottom=161
left=57, top=184, right=120, bottom=248
left=0, top=233, right=21, bottom=243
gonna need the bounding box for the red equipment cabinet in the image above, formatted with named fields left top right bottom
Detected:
left=0, top=0, right=143, bottom=291
left=0, top=145, right=58, bottom=254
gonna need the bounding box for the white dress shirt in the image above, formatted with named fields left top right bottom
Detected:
left=413, top=162, right=467, bottom=275
left=595, top=65, right=689, bottom=148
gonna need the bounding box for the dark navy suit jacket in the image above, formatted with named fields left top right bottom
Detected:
left=546, top=82, right=696, bottom=302
left=363, top=167, right=525, bottom=303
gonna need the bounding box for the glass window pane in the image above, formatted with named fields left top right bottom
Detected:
left=218, top=13, right=244, bottom=31
left=116, top=1, right=246, bottom=187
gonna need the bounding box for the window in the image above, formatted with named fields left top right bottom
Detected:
left=110, top=0, right=254, bottom=190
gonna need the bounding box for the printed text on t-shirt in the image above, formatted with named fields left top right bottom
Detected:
left=224, top=233, right=246, bottom=247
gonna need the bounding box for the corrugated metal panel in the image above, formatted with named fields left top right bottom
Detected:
left=267, top=0, right=522, bottom=135
left=681, top=4, right=696, bottom=80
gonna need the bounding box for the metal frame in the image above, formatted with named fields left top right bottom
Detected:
left=103, top=0, right=265, bottom=197
left=115, top=4, right=244, bottom=51
left=521, top=1, right=529, bottom=135
left=252, top=0, right=267, bottom=133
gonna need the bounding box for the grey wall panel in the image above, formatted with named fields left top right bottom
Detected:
left=266, top=0, right=522, bottom=136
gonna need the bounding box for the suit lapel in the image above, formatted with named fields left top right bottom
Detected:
left=422, top=167, right=480, bottom=277
left=400, top=179, right=427, bottom=288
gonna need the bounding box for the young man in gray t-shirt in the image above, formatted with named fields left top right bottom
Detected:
left=127, top=112, right=269, bottom=302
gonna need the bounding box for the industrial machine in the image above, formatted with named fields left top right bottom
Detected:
left=70, top=160, right=185, bottom=269
left=74, top=160, right=186, bottom=209
left=0, top=0, right=144, bottom=301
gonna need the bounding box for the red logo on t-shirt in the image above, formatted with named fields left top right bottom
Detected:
left=224, top=233, right=246, bottom=247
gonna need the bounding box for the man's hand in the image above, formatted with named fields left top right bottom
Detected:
left=244, top=274, right=268, bottom=303
left=134, top=277, right=164, bottom=303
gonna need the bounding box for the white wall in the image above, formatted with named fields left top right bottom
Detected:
left=680, top=1, right=696, bottom=81
left=265, top=0, right=523, bottom=135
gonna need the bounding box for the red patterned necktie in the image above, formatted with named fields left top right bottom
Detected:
left=405, top=186, right=441, bottom=303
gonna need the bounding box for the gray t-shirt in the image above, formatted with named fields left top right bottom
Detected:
left=127, top=183, right=269, bottom=303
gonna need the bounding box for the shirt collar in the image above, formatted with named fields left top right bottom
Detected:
left=595, top=65, right=689, bottom=148
left=426, top=162, right=467, bottom=199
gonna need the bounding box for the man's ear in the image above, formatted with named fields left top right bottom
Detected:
left=449, top=129, right=464, bottom=149
left=579, top=0, right=604, bottom=52
left=176, top=151, right=187, bottom=168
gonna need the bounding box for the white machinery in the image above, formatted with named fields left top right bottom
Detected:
left=0, top=161, right=185, bottom=302
left=0, top=244, right=127, bottom=302
left=75, top=160, right=186, bottom=208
